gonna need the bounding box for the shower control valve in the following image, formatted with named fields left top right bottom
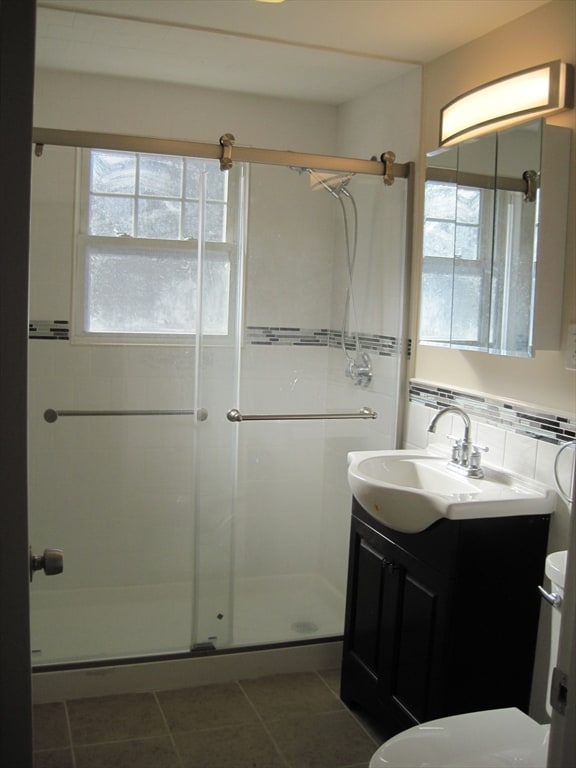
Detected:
left=346, top=352, right=372, bottom=388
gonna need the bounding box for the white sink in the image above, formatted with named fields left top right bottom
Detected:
left=348, top=450, right=556, bottom=533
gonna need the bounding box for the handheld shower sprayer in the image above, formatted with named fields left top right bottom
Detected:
left=291, top=166, right=372, bottom=388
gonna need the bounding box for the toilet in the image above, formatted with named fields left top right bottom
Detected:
left=369, top=550, right=567, bottom=768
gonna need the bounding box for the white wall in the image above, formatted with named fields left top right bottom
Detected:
left=34, top=69, right=337, bottom=151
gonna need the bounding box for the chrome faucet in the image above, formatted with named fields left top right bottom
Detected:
left=428, top=406, right=487, bottom=478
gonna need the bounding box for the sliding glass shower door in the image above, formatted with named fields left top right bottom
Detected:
left=28, top=145, right=409, bottom=666
left=28, top=146, right=247, bottom=664
left=220, top=164, right=408, bottom=648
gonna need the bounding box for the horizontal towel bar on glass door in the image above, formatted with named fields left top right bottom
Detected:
left=226, top=407, right=377, bottom=422
left=44, top=408, right=208, bottom=423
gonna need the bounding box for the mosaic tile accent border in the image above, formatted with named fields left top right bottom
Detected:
left=29, top=320, right=69, bottom=341
left=410, top=380, right=576, bottom=446
left=28, top=322, right=406, bottom=358
left=246, top=326, right=403, bottom=357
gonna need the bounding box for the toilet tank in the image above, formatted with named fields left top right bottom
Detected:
left=544, top=550, right=567, bottom=717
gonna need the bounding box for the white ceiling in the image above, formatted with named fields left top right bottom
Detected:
left=36, top=0, right=551, bottom=104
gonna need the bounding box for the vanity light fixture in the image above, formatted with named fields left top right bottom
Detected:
left=439, top=60, right=573, bottom=146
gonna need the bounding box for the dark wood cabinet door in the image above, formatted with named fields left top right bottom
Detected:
left=342, top=516, right=451, bottom=730
left=382, top=548, right=451, bottom=724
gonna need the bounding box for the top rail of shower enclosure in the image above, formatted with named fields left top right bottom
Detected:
left=32, top=128, right=412, bottom=183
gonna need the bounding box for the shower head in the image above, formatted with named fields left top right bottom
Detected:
left=307, top=169, right=354, bottom=197
left=291, top=167, right=354, bottom=198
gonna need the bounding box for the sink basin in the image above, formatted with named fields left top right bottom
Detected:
left=348, top=450, right=556, bottom=533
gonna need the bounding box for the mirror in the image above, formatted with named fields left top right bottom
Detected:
left=419, top=118, right=569, bottom=357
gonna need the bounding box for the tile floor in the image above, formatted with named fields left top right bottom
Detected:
left=33, top=669, right=385, bottom=768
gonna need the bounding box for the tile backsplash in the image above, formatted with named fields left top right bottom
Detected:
left=409, top=381, right=575, bottom=445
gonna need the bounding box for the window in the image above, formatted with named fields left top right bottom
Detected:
left=74, top=149, right=238, bottom=342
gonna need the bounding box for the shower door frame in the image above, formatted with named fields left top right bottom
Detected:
left=27, top=127, right=415, bottom=667
left=32, top=128, right=411, bottom=184
left=1, top=0, right=35, bottom=765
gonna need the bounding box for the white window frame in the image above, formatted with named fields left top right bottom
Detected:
left=72, top=148, right=242, bottom=346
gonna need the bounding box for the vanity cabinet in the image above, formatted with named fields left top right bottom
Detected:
left=340, top=499, right=550, bottom=738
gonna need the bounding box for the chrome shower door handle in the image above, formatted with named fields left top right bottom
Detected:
left=30, top=547, right=63, bottom=581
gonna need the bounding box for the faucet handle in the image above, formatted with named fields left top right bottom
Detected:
left=470, top=444, right=489, bottom=470
left=446, top=435, right=463, bottom=462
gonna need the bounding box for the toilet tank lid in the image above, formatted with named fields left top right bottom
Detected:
left=545, top=550, right=567, bottom=589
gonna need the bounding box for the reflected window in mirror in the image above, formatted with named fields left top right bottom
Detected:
left=422, top=180, right=489, bottom=345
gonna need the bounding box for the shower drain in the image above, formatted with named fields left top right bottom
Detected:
left=291, top=621, right=319, bottom=635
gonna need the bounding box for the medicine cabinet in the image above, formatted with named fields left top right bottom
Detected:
left=419, top=119, right=570, bottom=357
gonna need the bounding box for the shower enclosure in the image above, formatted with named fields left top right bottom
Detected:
left=28, top=132, right=411, bottom=667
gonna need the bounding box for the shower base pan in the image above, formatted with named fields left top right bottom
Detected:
left=30, top=573, right=345, bottom=667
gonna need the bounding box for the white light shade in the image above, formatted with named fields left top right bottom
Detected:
left=440, top=61, right=572, bottom=146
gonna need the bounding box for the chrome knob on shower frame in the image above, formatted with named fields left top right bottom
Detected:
left=30, top=548, right=63, bottom=580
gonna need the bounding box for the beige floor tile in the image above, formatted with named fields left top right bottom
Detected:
left=266, top=710, right=376, bottom=768
left=175, top=723, right=287, bottom=768
left=33, top=701, right=69, bottom=750
left=74, top=736, right=180, bottom=768
left=157, top=682, right=258, bottom=733
left=67, top=692, right=167, bottom=745
left=240, top=672, right=344, bottom=721
left=318, top=668, right=341, bottom=696
left=34, top=748, right=74, bottom=768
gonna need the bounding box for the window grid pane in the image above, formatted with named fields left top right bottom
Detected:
left=136, top=198, right=182, bottom=240
left=88, top=151, right=227, bottom=243
left=138, top=155, right=184, bottom=198
left=455, top=187, right=481, bottom=226
left=90, top=151, right=136, bottom=194
left=424, top=183, right=481, bottom=261
left=89, top=195, right=135, bottom=236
